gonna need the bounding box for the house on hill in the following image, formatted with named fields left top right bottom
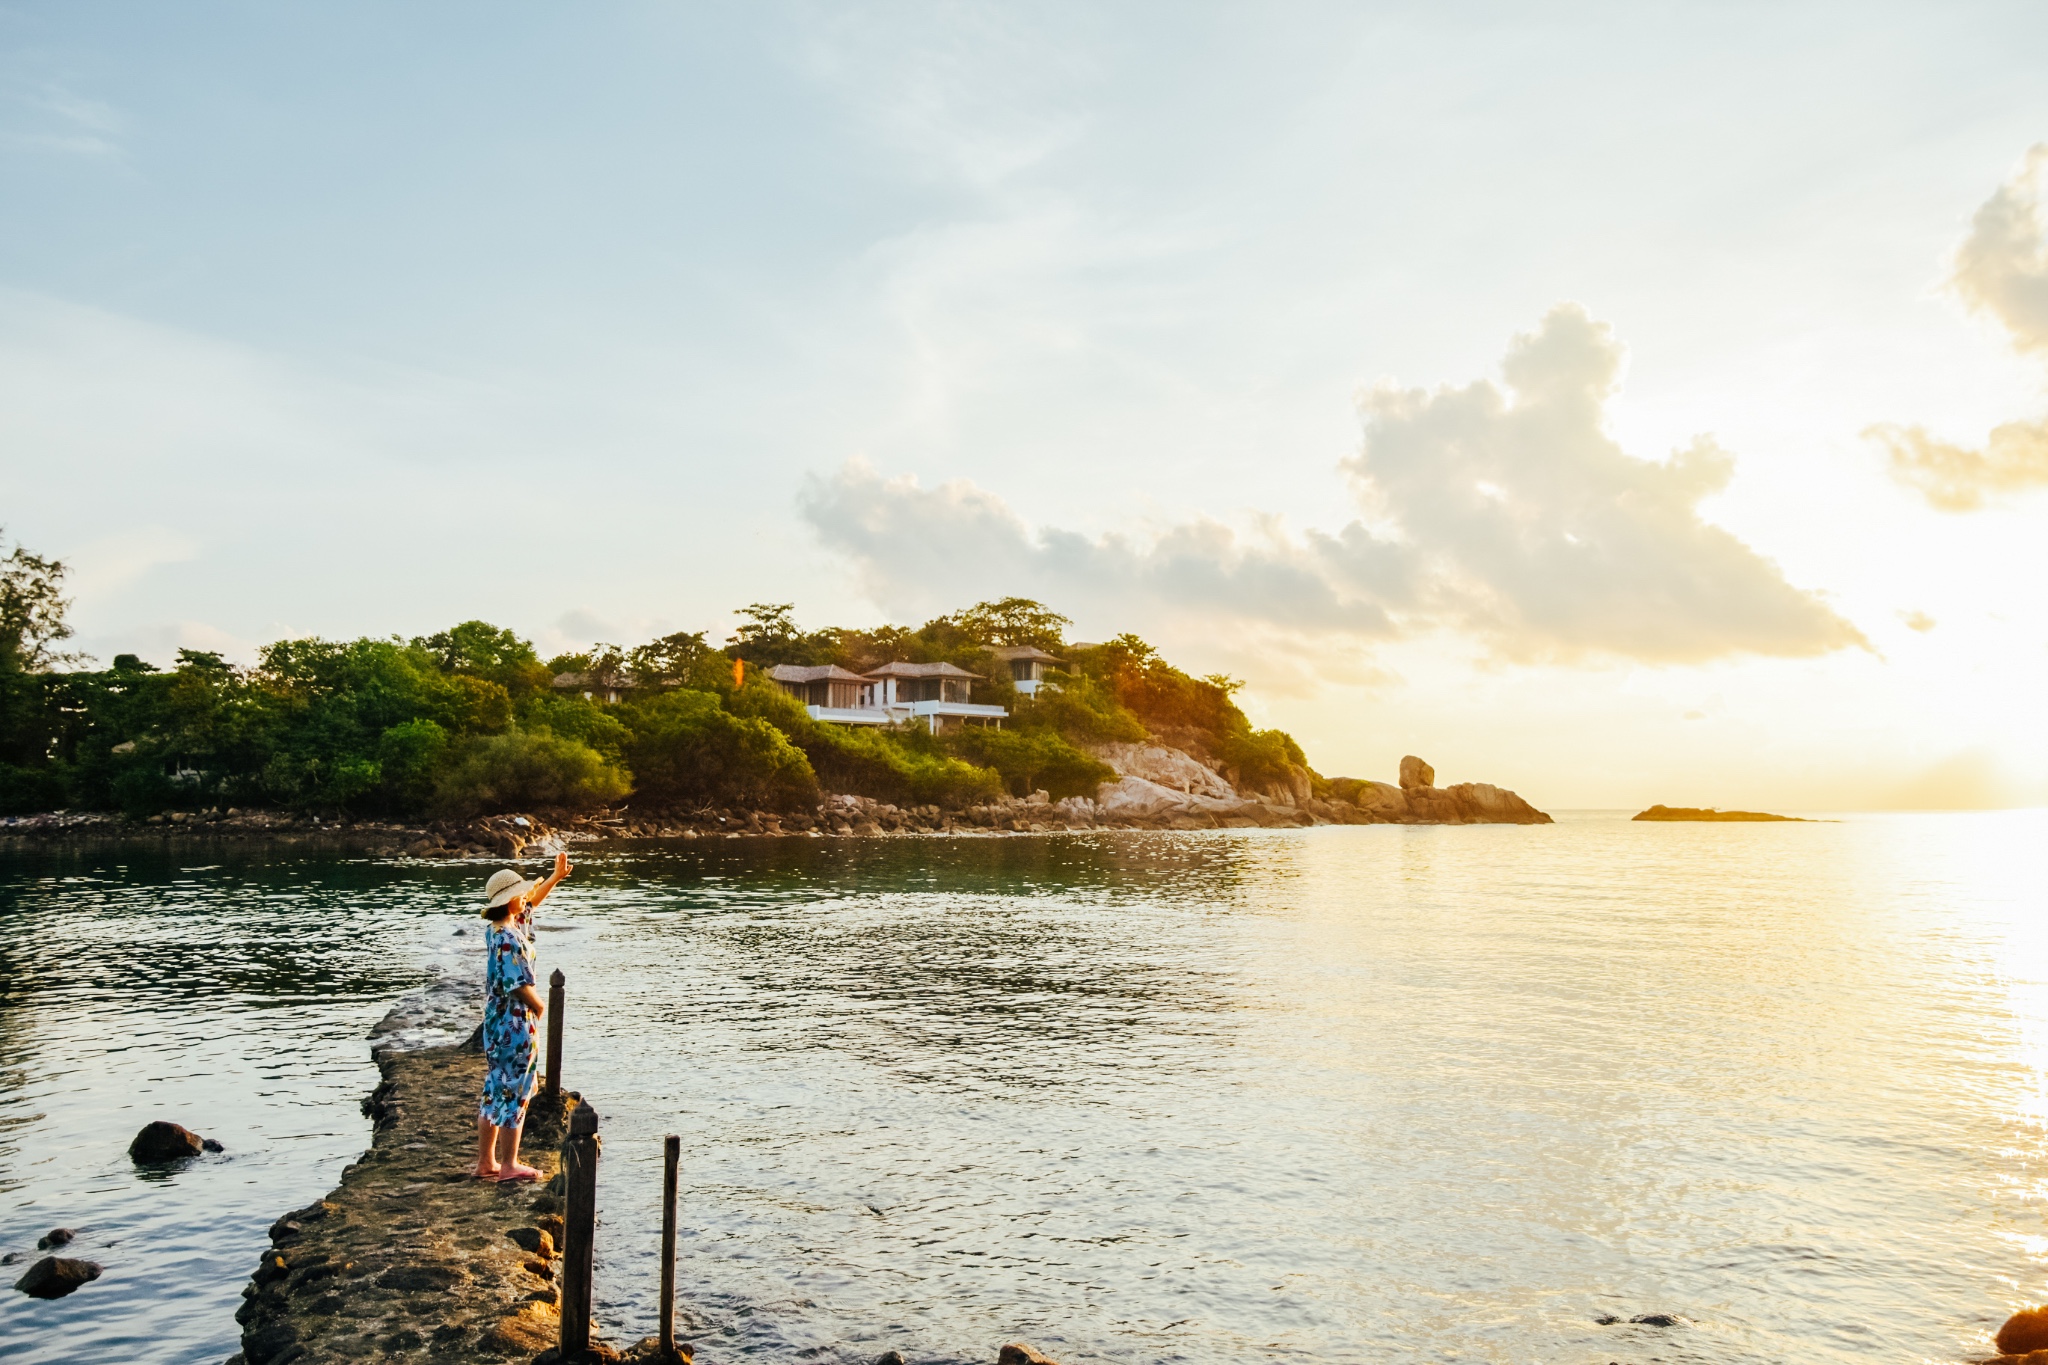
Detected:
left=552, top=670, right=633, bottom=705
left=988, top=645, right=1062, bottom=696
left=768, top=659, right=1008, bottom=731
left=765, top=664, right=884, bottom=725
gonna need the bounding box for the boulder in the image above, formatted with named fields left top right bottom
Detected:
left=13, top=1255, right=101, bottom=1299
left=2000, top=1308, right=2048, bottom=1356
left=506, top=1226, right=556, bottom=1257
left=1444, top=782, right=1551, bottom=824
left=128, top=1120, right=212, bottom=1162
left=35, top=1229, right=74, bottom=1250
left=1353, top=781, right=1408, bottom=819
left=1403, top=786, right=1463, bottom=822
left=998, top=1347, right=1062, bottom=1365
left=1399, top=755, right=1435, bottom=789
left=1089, top=743, right=1237, bottom=799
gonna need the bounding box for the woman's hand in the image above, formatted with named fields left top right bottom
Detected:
left=516, top=984, right=546, bottom=1017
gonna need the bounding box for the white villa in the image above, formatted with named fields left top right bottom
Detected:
left=767, top=659, right=1009, bottom=731
left=988, top=645, right=1063, bottom=696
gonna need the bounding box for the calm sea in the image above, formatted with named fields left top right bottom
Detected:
left=2, top=813, right=2045, bottom=1364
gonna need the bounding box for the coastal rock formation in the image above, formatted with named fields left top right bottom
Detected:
left=128, top=1120, right=221, bottom=1162
left=13, top=1255, right=100, bottom=1299
left=1328, top=761, right=1551, bottom=825
left=1089, top=743, right=1238, bottom=800
left=1632, top=805, right=1806, bottom=823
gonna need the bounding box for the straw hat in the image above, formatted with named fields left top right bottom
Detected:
left=483, top=868, right=532, bottom=912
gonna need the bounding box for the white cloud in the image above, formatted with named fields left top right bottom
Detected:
left=803, top=305, right=1866, bottom=667
left=1346, top=304, right=1868, bottom=662
left=1873, top=146, right=2048, bottom=510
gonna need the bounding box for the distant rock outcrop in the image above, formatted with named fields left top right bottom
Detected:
left=1632, top=805, right=1806, bottom=822
left=1081, top=745, right=1550, bottom=828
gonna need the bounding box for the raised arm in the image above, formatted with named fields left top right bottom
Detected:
left=525, top=849, right=574, bottom=909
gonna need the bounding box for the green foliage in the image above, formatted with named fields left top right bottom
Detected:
left=516, top=693, right=630, bottom=760
left=618, top=689, right=817, bottom=809
left=413, top=621, right=551, bottom=697
left=0, top=529, right=80, bottom=674
left=946, top=726, right=1112, bottom=800
left=1217, top=726, right=1307, bottom=791
left=929, top=597, right=1069, bottom=650
left=1013, top=673, right=1146, bottom=745
left=0, top=585, right=1317, bottom=818
left=436, top=729, right=630, bottom=815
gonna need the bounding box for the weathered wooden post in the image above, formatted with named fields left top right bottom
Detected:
left=559, top=1102, right=601, bottom=1358
left=544, top=969, right=566, bottom=1100
left=659, top=1133, right=680, bottom=1361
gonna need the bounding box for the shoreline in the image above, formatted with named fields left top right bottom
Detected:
left=0, top=784, right=1552, bottom=858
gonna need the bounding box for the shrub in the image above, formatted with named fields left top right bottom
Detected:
left=436, top=729, right=631, bottom=815
left=620, top=689, right=816, bottom=809
left=947, top=727, right=1113, bottom=800
left=802, top=723, right=1004, bottom=808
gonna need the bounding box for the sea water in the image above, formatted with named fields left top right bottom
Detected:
left=2, top=812, right=2045, bottom=1363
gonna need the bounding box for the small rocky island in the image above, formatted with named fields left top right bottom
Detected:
left=1632, top=805, right=1808, bottom=823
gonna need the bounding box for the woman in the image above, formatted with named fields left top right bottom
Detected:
left=473, top=849, right=573, bottom=1181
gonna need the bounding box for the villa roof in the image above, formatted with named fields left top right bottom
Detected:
left=766, top=663, right=871, bottom=684
left=552, top=670, right=634, bottom=690
left=863, top=660, right=983, bottom=681
left=987, top=645, right=1064, bottom=663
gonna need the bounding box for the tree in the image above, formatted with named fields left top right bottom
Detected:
left=413, top=621, right=550, bottom=696
left=0, top=530, right=81, bottom=673
left=944, top=597, right=1071, bottom=650
left=726, top=603, right=832, bottom=666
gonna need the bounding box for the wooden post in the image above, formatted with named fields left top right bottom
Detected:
left=659, top=1133, right=680, bottom=1361
left=544, top=969, right=566, bottom=1100
left=559, top=1102, right=601, bottom=1358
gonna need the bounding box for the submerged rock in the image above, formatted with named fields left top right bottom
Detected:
left=13, top=1255, right=101, bottom=1299
left=128, top=1120, right=216, bottom=1162
left=34, top=1229, right=74, bottom=1251
left=1631, top=1313, right=1680, bottom=1327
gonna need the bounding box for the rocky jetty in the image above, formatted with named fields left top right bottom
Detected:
left=227, top=1037, right=581, bottom=1365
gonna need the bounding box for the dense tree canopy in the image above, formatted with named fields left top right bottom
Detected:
left=0, top=558, right=1313, bottom=817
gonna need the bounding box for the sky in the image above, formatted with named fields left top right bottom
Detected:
left=4, top=1, right=2048, bottom=810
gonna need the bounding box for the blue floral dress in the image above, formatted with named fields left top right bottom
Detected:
left=479, top=909, right=540, bottom=1126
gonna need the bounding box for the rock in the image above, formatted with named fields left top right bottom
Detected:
left=874, top=1353, right=906, bottom=1365
left=506, top=1225, right=556, bottom=1257
left=535, top=1213, right=566, bottom=1244
left=1353, top=780, right=1408, bottom=819
left=1630, top=1313, right=1680, bottom=1327
left=35, top=1228, right=74, bottom=1250
left=998, top=1346, right=1061, bottom=1365
left=1090, top=743, right=1237, bottom=800
left=2000, top=1308, right=2048, bottom=1356
left=14, top=1255, right=102, bottom=1299
left=374, top=1263, right=462, bottom=1292
left=129, top=1120, right=210, bottom=1162
left=1399, top=754, right=1435, bottom=789
left=1403, top=785, right=1463, bottom=822
left=202, top=1138, right=225, bottom=1152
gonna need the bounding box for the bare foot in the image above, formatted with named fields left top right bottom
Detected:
left=493, top=1162, right=542, bottom=1183
left=471, top=1164, right=502, bottom=1180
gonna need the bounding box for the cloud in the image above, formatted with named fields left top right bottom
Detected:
left=802, top=305, right=1866, bottom=666
left=1344, top=304, right=1865, bottom=662
left=1873, top=147, right=2048, bottom=510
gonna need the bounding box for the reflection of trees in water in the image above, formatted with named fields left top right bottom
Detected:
left=598, top=836, right=1270, bottom=1093
left=0, top=846, right=458, bottom=1010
